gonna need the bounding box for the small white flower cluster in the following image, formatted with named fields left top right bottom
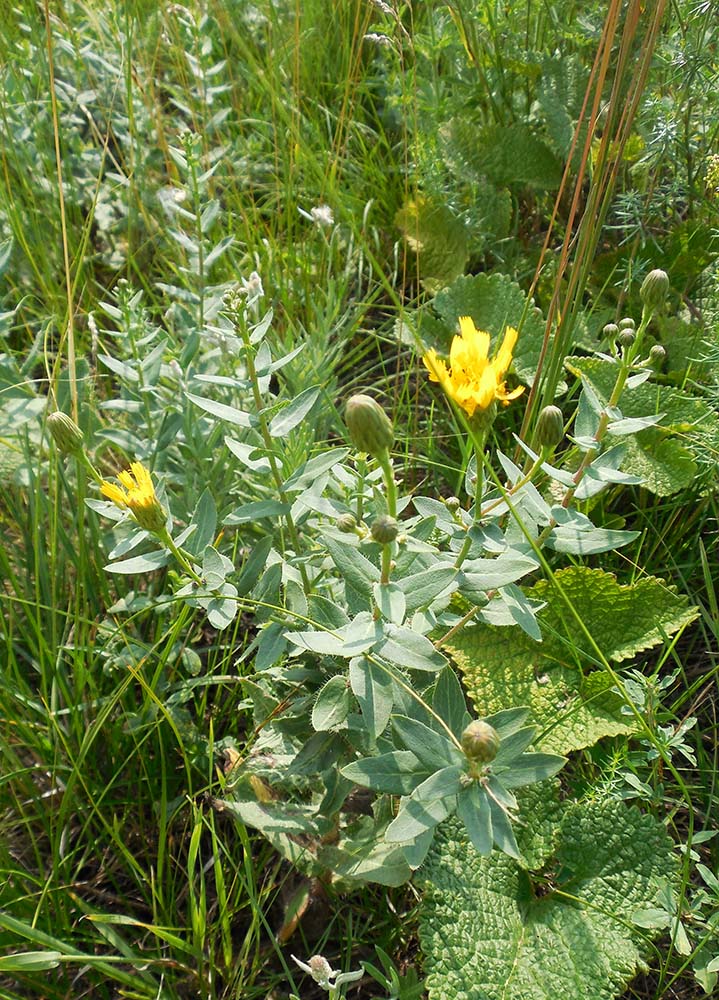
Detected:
left=298, top=204, right=335, bottom=228
left=291, top=953, right=363, bottom=993
left=238, top=270, right=264, bottom=307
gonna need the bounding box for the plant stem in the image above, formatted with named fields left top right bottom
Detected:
left=240, top=326, right=311, bottom=595
left=454, top=431, right=486, bottom=570
left=376, top=447, right=397, bottom=518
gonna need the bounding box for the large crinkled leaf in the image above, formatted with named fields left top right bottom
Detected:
left=565, top=356, right=719, bottom=495
left=418, top=799, right=674, bottom=1000
left=441, top=118, right=562, bottom=191
left=395, top=196, right=470, bottom=292
left=432, top=273, right=549, bottom=385
left=450, top=567, right=697, bottom=753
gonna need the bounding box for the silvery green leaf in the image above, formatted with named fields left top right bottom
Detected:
left=482, top=707, right=530, bottom=739
left=188, top=489, right=217, bottom=555
left=312, top=675, right=352, bottom=731
left=461, top=552, right=538, bottom=591
left=186, top=391, right=252, bottom=427
left=464, top=453, right=478, bottom=498
left=545, top=525, right=639, bottom=555
left=224, top=499, right=289, bottom=525
left=202, top=545, right=233, bottom=588
left=282, top=448, right=350, bottom=491
left=349, top=657, right=394, bottom=739
left=607, top=412, right=666, bottom=435
left=107, top=527, right=150, bottom=559
left=411, top=765, right=465, bottom=802
left=205, top=583, right=238, bottom=630
left=493, top=726, right=536, bottom=763
left=268, top=385, right=321, bottom=437
left=341, top=751, right=426, bottom=795
left=487, top=796, right=520, bottom=858
left=412, top=496, right=460, bottom=532
left=264, top=343, right=306, bottom=375
left=550, top=505, right=593, bottom=527
left=98, top=353, right=140, bottom=381
left=575, top=460, right=642, bottom=500
left=513, top=436, right=576, bottom=487
left=385, top=792, right=457, bottom=843
left=432, top=666, right=471, bottom=738
left=496, top=451, right=552, bottom=523
left=224, top=437, right=272, bottom=472
left=398, top=565, right=458, bottom=614
left=236, top=536, right=273, bottom=596
left=204, top=235, right=234, bottom=270
left=104, top=550, right=170, bottom=574
left=391, top=715, right=464, bottom=770
left=626, top=369, right=653, bottom=388
left=374, top=582, right=406, bottom=624
left=325, top=536, right=380, bottom=599
left=341, top=613, right=383, bottom=654
left=500, top=583, right=543, bottom=641
left=379, top=625, right=447, bottom=673
left=249, top=308, right=273, bottom=344
left=498, top=752, right=566, bottom=788
left=289, top=630, right=348, bottom=656
left=570, top=434, right=600, bottom=452
left=457, top=784, right=493, bottom=854
left=402, top=826, right=435, bottom=869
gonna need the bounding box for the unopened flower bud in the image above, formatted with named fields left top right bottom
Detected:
left=337, top=513, right=358, bottom=533
left=461, top=720, right=500, bottom=764
left=603, top=322, right=619, bottom=341
left=648, top=344, right=666, bottom=370
left=445, top=496, right=460, bottom=511
left=344, top=394, right=394, bottom=457
left=47, top=411, right=85, bottom=457
left=535, top=405, right=564, bottom=450
left=617, top=329, right=635, bottom=348
left=370, top=514, right=399, bottom=545
left=640, top=269, right=670, bottom=311
left=619, top=317, right=635, bottom=331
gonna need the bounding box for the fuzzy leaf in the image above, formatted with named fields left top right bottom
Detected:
left=419, top=799, right=674, bottom=1000
left=565, top=356, right=719, bottom=495
left=395, top=196, right=469, bottom=291
left=451, top=567, right=697, bottom=754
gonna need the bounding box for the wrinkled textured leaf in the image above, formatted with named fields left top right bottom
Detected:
left=451, top=567, right=697, bottom=753
left=566, top=356, right=719, bottom=495
left=419, top=799, right=675, bottom=1000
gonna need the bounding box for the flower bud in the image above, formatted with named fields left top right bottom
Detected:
left=535, top=405, right=564, bottom=450
left=445, top=496, right=460, bottom=511
left=640, top=269, right=669, bottom=311
left=370, top=514, right=399, bottom=545
left=617, top=329, right=635, bottom=348
left=602, top=322, right=619, bottom=341
left=461, top=720, right=500, bottom=764
left=336, top=513, right=358, bottom=533
left=618, top=317, right=635, bottom=331
left=344, top=394, right=394, bottom=457
left=47, top=411, right=85, bottom=457
left=648, top=344, right=666, bottom=370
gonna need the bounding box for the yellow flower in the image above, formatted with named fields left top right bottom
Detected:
left=101, top=461, right=167, bottom=534
left=423, top=316, right=524, bottom=417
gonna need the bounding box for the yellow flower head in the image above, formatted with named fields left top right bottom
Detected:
left=422, top=316, right=524, bottom=418
left=101, top=461, right=167, bottom=534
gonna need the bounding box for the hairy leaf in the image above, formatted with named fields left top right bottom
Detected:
left=451, top=567, right=697, bottom=753
left=419, top=799, right=675, bottom=1000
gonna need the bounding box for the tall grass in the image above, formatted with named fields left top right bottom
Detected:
left=0, top=2, right=717, bottom=999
